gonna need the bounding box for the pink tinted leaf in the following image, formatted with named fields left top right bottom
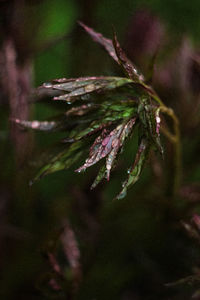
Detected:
left=106, top=118, right=137, bottom=180
left=79, top=21, right=118, bottom=62
left=79, top=22, right=144, bottom=83
left=113, top=31, right=144, bottom=82
left=75, top=125, right=124, bottom=173
left=14, top=119, right=57, bottom=131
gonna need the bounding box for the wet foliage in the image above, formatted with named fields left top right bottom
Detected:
left=1, top=1, right=200, bottom=299
left=15, top=23, right=167, bottom=200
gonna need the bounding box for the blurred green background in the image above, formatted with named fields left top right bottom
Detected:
left=1, top=0, right=200, bottom=299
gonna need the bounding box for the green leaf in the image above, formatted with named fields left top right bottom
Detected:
left=90, top=165, right=107, bottom=190
left=64, top=104, right=137, bottom=143
left=31, top=141, right=85, bottom=183
left=116, top=138, right=150, bottom=200
left=138, top=97, right=163, bottom=156
left=43, top=76, right=133, bottom=103
left=64, top=121, right=113, bottom=143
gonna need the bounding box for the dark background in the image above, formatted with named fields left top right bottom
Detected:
left=1, top=0, right=200, bottom=299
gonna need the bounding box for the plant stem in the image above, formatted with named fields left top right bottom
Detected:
left=139, top=81, right=165, bottom=106
left=159, top=106, right=181, bottom=196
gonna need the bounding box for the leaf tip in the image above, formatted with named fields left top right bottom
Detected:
left=75, top=166, right=85, bottom=173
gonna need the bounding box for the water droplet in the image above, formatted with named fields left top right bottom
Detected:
left=127, top=168, right=131, bottom=174
left=117, top=190, right=127, bottom=200
left=102, top=136, right=110, bottom=146
left=31, top=121, right=39, bottom=129
left=156, top=116, right=161, bottom=123
left=43, top=82, right=52, bottom=88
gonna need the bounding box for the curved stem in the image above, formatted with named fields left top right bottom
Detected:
left=159, top=106, right=181, bottom=196
left=138, top=79, right=181, bottom=195
left=160, top=127, right=176, bottom=143
left=139, top=81, right=165, bottom=106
